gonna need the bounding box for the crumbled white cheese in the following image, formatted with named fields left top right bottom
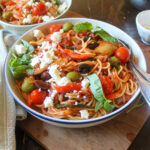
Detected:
left=80, top=110, right=89, bottom=119
left=23, top=14, right=33, bottom=24
left=40, top=61, right=48, bottom=69
left=42, top=16, right=52, bottom=22
left=33, top=30, right=44, bottom=39
left=40, top=41, right=52, bottom=50
left=15, top=44, right=27, bottom=56
left=73, top=90, right=77, bottom=93
left=58, top=2, right=67, bottom=13
left=83, top=96, right=87, bottom=99
left=38, top=88, right=41, bottom=92
left=44, top=97, right=54, bottom=108
left=75, top=101, right=78, bottom=105
left=38, top=44, right=56, bottom=69
left=45, top=2, right=52, bottom=8
left=42, top=51, right=54, bottom=64
left=49, top=65, right=61, bottom=81
left=51, top=42, right=57, bottom=51
left=44, top=90, right=57, bottom=108
left=51, top=90, right=57, bottom=98
left=51, top=32, right=62, bottom=43
left=57, top=77, right=72, bottom=86
left=48, top=65, right=72, bottom=85
left=30, top=56, right=40, bottom=67
left=81, top=78, right=90, bottom=90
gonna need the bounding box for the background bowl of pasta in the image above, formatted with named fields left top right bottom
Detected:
left=0, top=0, right=72, bottom=35
left=4, top=18, right=147, bottom=128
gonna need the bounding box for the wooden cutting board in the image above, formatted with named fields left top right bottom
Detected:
left=17, top=11, right=150, bottom=150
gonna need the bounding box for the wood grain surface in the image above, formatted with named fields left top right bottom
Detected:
left=17, top=11, right=150, bottom=150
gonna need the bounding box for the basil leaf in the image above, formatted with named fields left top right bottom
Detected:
left=21, top=54, right=32, bottom=64
left=88, top=74, right=105, bottom=112
left=9, top=65, right=31, bottom=79
left=88, top=74, right=104, bottom=101
left=104, top=100, right=116, bottom=112
left=95, top=101, right=103, bottom=112
left=73, top=22, right=93, bottom=33
left=55, top=104, right=94, bottom=109
left=21, top=40, right=35, bottom=54
left=9, top=50, right=34, bottom=78
left=88, top=73, right=116, bottom=112
left=92, top=26, right=118, bottom=43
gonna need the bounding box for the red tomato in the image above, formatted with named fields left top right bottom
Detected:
left=27, top=94, right=32, bottom=107
left=30, top=89, right=47, bottom=105
left=61, top=37, right=73, bottom=47
left=49, top=24, right=62, bottom=34
left=100, top=76, right=114, bottom=95
left=115, top=47, right=130, bottom=63
left=32, top=2, right=47, bottom=16
left=55, top=83, right=82, bottom=93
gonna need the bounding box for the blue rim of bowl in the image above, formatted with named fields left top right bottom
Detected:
left=4, top=18, right=143, bottom=125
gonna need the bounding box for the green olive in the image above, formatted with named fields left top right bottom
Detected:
left=63, top=22, right=73, bottom=32
left=66, top=71, right=80, bottom=81
left=2, top=11, right=13, bottom=21
left=109, top=56, right=120, bottom=64
left=21, top=77, right=35, bottom=93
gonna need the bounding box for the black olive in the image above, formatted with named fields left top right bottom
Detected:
left=34, top=80, right=49, bottom=90
left=87, top=42, right=99, bottom=50
left=41, top=71, right=51, bottom=81
left=84, top=35, right=89, bottom=42
left=79, top=64, right=91, bottom=74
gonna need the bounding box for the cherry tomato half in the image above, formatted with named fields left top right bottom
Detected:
left=30, top=89, right=47, bottom=105
left=32, top=2, right=47, bottom=16
left=115, top=47, right=130, bottom=63
left=49, top=24, right=62, bottom=34
left=100, top=75, right=114, bottom=95
left=55, top=83, right=81, bottom=93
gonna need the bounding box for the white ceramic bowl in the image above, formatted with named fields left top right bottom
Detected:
left=136, top=10, right=150, bottom=45
left=0, top=0, right=72, bottom=35
left=4, top=18, right=147, bottom=128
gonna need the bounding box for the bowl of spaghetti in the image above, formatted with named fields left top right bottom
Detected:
left=4, top=18, right=146, bottom=128
left=0, top=0, right=72, bottom=35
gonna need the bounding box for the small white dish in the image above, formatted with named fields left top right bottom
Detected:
left=136, top=10, right=150, bottom=45
left=0, top=0, right=72, bottom=35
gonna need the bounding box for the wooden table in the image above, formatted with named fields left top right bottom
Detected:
left=16, top=0, right=150, bottom=150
